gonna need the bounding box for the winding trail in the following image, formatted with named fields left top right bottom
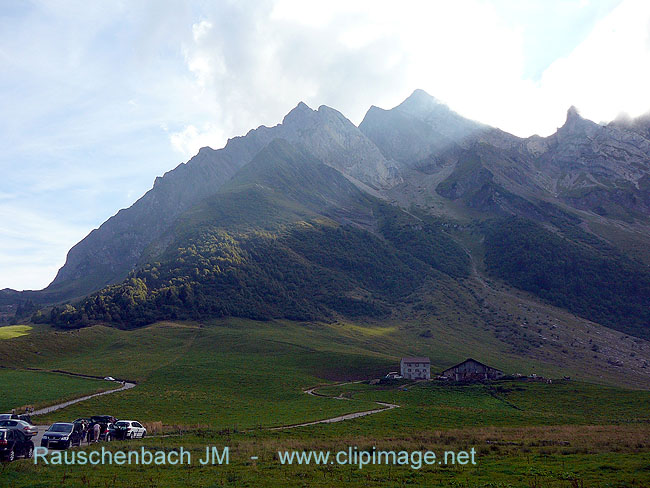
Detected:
left=268, top=383, right=399, bottom=431
left=4, top=367, right=138, bottom=417
left=30, top=381, right=136, bottom=416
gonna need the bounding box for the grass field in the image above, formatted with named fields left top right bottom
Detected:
left=0, top=324, right=32, bottom=339
left=2, top=418, right=649, bottom=487
left=313, top=380, right=650, bottom=436
left=0, top=319, right=648, bottom=486
left=0, top=321, right=392, bottom=428
left=0, top=369, right=112, bottom=413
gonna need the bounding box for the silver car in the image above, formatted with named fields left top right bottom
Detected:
left=0, top=419, right=38, bottom=437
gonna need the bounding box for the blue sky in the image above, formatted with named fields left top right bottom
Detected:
left=1, top=0, right=649, bottom=290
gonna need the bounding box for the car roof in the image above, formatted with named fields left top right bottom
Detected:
left=51, top=422, right=74, bottom=426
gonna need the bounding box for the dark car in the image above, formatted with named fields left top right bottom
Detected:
left=90, top=415, right=116, bottom=425
left=0, top=428, right=34, bottom=461
left=41, top=423, right=84, bottom=449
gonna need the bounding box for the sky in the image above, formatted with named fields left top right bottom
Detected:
left=1, top=0, right=650, bottom=291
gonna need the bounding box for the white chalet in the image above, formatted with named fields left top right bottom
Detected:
left=400, top=357, right=431, bottom=380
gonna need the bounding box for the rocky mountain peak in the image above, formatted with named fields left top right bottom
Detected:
left=561, top=105, right=583, bottom=131
left=282, top=101, right=315, bottom=125
left=557, top=105, right=598, bottom=136
left=566, top=105, right=582, bottom=122
left=396, top=89, right=443, bottom=117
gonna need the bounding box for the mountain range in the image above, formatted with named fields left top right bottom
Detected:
left=3, top=89, right=650, bottom=344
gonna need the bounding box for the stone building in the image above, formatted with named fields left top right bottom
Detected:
left=400, top=357, right=431, bottom=380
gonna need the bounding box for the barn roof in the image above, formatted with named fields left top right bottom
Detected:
left=400, top=357, right=430, bottom=363
left=442, top=357, right=503, bottom=373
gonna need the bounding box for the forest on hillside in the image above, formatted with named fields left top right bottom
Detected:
left=483, top=217, right=650, bottom=339
left=41, top=208, right=470, bottom=329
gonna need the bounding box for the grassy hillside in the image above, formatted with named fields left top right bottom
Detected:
left=3, top=367, right=650, bottom=487
left=0, top=321, right=392, bottom=427
left=5, top=424, right=649, bottom=487
left=1, top=317, right=648, bottom=424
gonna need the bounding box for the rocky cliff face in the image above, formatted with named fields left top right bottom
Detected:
left=361, top=93, right=650, bottom=224
left=359, top=89, right=487, bottom=166
left=44, top=101, right=398, bottom=300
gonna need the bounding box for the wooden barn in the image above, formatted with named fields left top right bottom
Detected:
left=441, top=358, right=504, bottom=382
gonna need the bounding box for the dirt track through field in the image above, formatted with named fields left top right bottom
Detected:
left=30, top=380, right=136, bottom=417
left=268, top=383, right=399, bottom=430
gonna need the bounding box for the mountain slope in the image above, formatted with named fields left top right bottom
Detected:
left=23, top=103, right=398, bottom=303
left=358, top=93, right=650, bottom=339
left=7, top=90, right=650, bottom=344
left=44, top=139, right=467, bottom=328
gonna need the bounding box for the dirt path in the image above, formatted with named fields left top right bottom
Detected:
left=30, top=381, right=136, bottom=417
left=268, top=383, right=399, bottom=431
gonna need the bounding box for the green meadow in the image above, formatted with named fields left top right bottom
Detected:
left=0, top=319, right=648, bottom=486
left=0, top=324, right=32, bottom=340
left=0, top=369, right=112, bottom=413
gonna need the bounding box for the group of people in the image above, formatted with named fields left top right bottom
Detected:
left=75, top=419, right=106, bottom=443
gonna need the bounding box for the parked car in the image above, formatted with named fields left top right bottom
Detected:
left=384, top=372, right=403, bottom=379
left=0, top=414, right=20, bottom=421
left=0, top=419, right=38, bottom=437
left=111, top=420, right=146, bottom=440
left=0, top=428, right=34, bottom=461
left=41, top=423, right=84, bottom=449
left=89, top=416, right=116, bottom=441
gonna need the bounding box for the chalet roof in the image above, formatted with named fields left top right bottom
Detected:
left=442, top=357, right=503, bottom=373
left=400, top=357, right=430, bottom=363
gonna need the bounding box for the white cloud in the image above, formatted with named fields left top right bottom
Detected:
left=173, top=0, right=648, bottom=138
left=169, top=123, right=226, bottom=157
left=192, top=20, right=213, bottom=42
left=539, top=0, right=650, bottom=125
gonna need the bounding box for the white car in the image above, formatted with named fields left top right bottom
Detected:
left=385, top=372, right=403, bottom=379
left=112, top=420, right=146, bottom=439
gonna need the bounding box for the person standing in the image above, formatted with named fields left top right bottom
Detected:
left=93, top=422, right=101, bottom=442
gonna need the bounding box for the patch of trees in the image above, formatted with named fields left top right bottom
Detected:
left=483, top=217, right=650, bottom=339
left=45, top=218, right=448, bottom=328
left=377, top=204, right=470, bottom=278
